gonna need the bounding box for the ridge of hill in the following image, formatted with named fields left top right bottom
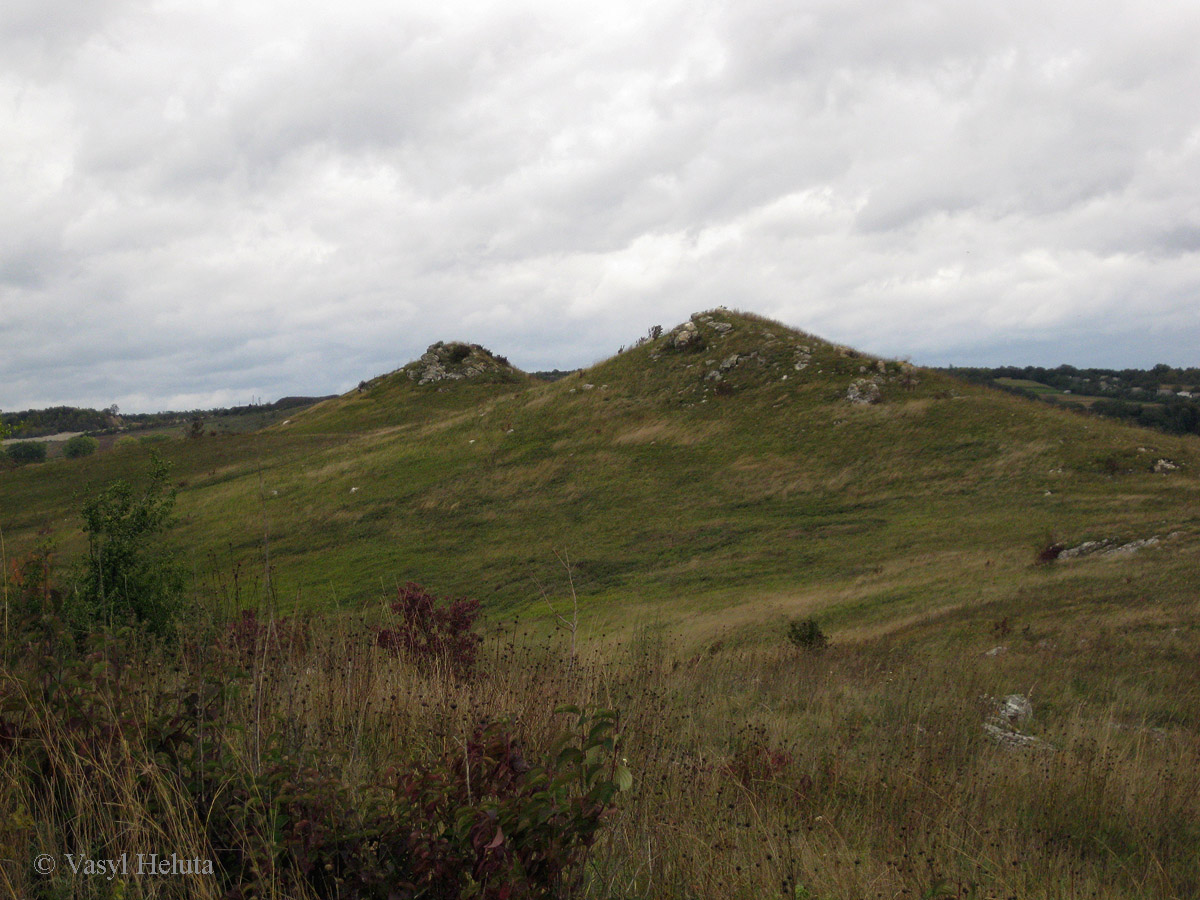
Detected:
left=3, top=309, right=1198, bottom=647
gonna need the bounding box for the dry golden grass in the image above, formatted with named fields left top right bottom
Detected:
left=4, top=587, right=1200, bottom=900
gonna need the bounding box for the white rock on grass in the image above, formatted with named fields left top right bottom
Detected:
left=846, top=379, right=881, bottom=405
left=997, top=694, right=1033, bottom=726
left=982, top=694, right=1052, bottom=751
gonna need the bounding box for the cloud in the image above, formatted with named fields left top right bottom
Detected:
left=1, top=0, right=1199, bottom=411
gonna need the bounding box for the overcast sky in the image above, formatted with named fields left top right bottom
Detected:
left=3, top=0, right=1199, bottom=412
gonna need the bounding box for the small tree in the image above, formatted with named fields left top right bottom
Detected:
left=6, top=441, right=46, bottom=464
left=76, top=451, right=185, bottom=635
left=63, top=434, right=99, bottom=458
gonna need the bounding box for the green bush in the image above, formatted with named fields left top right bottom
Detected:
left=74, top=451, right=185, bottom=635
left=6, top=441, right=46, bottom=464
left=63, top=434, right=99, bottom=458
left=786, top=617, right=829, bottom=651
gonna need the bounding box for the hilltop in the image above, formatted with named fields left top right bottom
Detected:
left=287, top=340, right=531, bottom=433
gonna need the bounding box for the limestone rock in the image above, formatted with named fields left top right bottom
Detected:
left=665, top=320, right=704, bottom=351
left=1060, top=536, right=1161, bottom=559
left=982, top=694, right=1051, bottom=751
left=997, top=694, right=1033, bottom=726
left=846, top=378, right=881, bottom=405
left=983, top=722, right=1052, bottom=751
left=406, top=341, right=514, bottom=385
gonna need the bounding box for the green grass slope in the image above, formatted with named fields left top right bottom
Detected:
left=4, top=310, right=1198, bottom=645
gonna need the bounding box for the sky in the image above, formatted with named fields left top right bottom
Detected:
left=2, top=0, right=1199, bottom=413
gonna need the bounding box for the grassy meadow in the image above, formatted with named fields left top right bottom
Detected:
left=2, top=309, right=1199, bottom=898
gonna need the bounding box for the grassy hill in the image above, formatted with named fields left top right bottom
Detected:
left=5, top=309, right=1200, bottom=899
left=4, top=309, right=1198, bottom=643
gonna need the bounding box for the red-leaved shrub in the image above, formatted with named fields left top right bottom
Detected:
left=376, top=583, right=483, bottom=676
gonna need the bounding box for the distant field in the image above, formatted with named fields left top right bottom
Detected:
left=994, top=376, right=1105, bottom=406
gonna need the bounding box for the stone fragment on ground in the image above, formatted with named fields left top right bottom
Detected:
left=982, top=694, right=1052, bottom=750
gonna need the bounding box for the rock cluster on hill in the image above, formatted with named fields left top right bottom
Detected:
left=635, top=310, right=933, bottom=414
left=661, top=311, right=742, bottom=352
left=846, top=378, right=882, bottom=405
left=406, top=342, right=514, bottom=386
left=664, top=319, right=704, bottom=350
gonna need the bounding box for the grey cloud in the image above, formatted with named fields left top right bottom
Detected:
left=2, top=0, right=1200, bottom=412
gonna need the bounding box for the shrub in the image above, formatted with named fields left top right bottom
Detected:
left=6, top=441, right=46, bottom=464
left=786, top=617, right=829, bottom=651
left=63, top=434, right=99, bottom=458
left=1, top=555, right=628, bottom=900
left=7, top=542, right=60, bottom=622
left=447, top=343, right=473, bottom=364
left=75, top=450, right=185, bottom=635
left=376, top=582, right=483, bottom=676
left=193, top=707, right=627, bottom=899
left=1036, top=541, right=1066, bottom=564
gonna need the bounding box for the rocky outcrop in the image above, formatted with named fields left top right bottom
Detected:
left=406, top=342, right=516, bottom=385
left=1059, top=535, right=1167, bottom=560
left=846, top=378, right=881, bottom=405
left=664, top=320, right=704, bottom=351
left=661, top=311, right=741, bottom=352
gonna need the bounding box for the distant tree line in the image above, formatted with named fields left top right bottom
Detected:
left=948, top=363, right=1200, bottom=396
left=943, top=364, right=1200, bottom=437
left=1, top=405, right=112, bottom=438
left=2, top=396, right=332, bottom=439
left=1088, top=398, right=1200, bottom=435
